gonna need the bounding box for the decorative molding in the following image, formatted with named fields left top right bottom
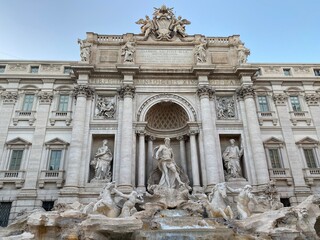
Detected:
left=293, top=66, right=310, bottom=73
left=8, top=64, right=28, bottom=71
left=73, top=85, right=95, bottom=99
left=41, top=64, right=61, bottom=72
left=264, top=66, right=281, bottom=73
left=197, top=86, right=214, bottom=98
left=117, top=85, right=135, bottom=99
left=1, top=91, right=18, bottom=104
left=38, top=91, right=53, bottom=104
left=305, top=94, right=320, bottom=106
left=273, top=93, right=288, bottom=106
left=236, top=85, right=254, bottom=99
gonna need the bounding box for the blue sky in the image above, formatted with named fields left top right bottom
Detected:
left=0, top=0, right=319, bottom=63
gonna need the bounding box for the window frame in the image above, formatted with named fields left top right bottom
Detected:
left=313, top=69, right=320, bottom=76
left=0, top=65, right=6, bottom=73
left=22, top=94, right=35, bottom=112
left=57, top=94, right=69, bottom=112
left=268, top=148, right=283, bottom=168
left=296, top=137, right=320, bottom=169
left=283, top=68, right=292, bottom=76
left=43, top=138, right=69, bottom=172
left=8, top=149, right=24, bottom=170
left=264, top=137, right=287, bottom=170
left=257, top=95, right=270, bottom=112
left=30, top=66, right=39, bottom=74
left=289, top=95, right=302, bottom=112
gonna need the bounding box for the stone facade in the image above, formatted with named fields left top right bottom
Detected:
left=0, top=5, right=320, bottom=226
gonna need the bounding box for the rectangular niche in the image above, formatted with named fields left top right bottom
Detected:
left=89, top=135, right=115, bottom=182
left=219, top=134, right=247, bottom=180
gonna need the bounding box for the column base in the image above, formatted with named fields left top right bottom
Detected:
left=117, top=184, right=133, bottom=193
left=192, top=186, right=203, bottom=194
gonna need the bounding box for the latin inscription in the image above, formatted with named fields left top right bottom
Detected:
left=136, top=48, right=194, bottom=65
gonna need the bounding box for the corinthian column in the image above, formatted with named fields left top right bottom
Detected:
left=189, top=130, right=201, bottom=192
left=197, top=86, right=219, bottom=189
left=238, top=85, right=269, bottom=186
left=137, top=129, right=146, bottom=192
left=64, top=85, right=94, bottom=194
left=118, top=85, right=135, bottom=192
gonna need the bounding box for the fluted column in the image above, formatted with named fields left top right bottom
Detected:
left=147, top=136, right=156, bottom=178
left=238, top=85, right=269, bottom=186
left=64, top=85, right=94, bottom=193
left=118, top=85, right=135, bottom=192
left=137, top=130, right=146, bottom=192
left=197, top=86, right=219, bottom=188
left=177, top=135, right=187, bottom=174
left=189, top=130, right=201, bottom=191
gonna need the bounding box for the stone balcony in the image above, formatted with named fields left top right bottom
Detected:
left=49, top=111, right=72, bottom=126
left=303, top=168, right=320, bottom=185
left=38, top=170, right=65, bottom=188
left=257, top=111, right=278, bottom=126
left=289, top=111, right=311, bottom=126
left=0, top=170, right=25, bottom=188
left=268, top=168, right=293, bottom=185
left=13, top=110, right=36, bottom=126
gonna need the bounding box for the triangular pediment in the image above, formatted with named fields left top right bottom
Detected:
left=296, top=137, right=319, bottom=145
left=264, top=137, right=283, bottom=145
left=6, top=137, right=31, bottom=146
left=45, top=138, right=69, bottom=146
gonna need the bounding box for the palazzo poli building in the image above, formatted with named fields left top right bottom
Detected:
left=0, top=5, right=320, bottom=226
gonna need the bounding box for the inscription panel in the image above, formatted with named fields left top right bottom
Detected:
left=136, top=48, right=194, bottom=65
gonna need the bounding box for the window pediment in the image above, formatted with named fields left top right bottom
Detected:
left=296, top=137, right=319, bottom=146
left=6, top=137, right=31, bottom=147
left=45, top=138, right=69, bottom=147
left=264, top=137, right=284, bottom=147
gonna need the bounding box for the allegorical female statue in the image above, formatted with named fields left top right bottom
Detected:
left=91, top=140, right=113, bottom=181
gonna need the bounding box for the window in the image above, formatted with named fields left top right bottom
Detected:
left=9, top=149, right=23, bottom=170
left=42, top=201, right=55, bottom=211
left=0, top=202, right=12, bottom=227
left=63, top=67, right=72, bottom=74
left=280, top=198, right=291, bottom=207
left=268, top=149, right=282, bottom=168
left=314, top=69, right=320, bottom=76
left=22, top=94, right=34, bottom=111
left=283, top=68, right=291, bottom=76
left=258, top=96, right=269, bottom=112
left=304, top=149, right=318, bottom=168
left=0, top=65, right=5, bottom=73
left=58, top=95, right=69, bottom=112
left=290, top=96, right=301, bottom=112
left=30, top=66, right=39, bottom=73
left=48, top=150, right=62, bottom=170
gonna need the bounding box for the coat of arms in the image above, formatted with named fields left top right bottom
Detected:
left=136, top=5, right=191, bottom=41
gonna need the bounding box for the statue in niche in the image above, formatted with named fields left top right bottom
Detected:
left=96, top=96, right=116, bottom=119
left=227, top=184, right=257, bottom=219
left=222, top=139, right=244, bottom=179
left=154, top=138, right=185, bottom=188
left=216, top=97, right=235, bottom=119
left=194, top=41, right=207, bottom=63
left=77, top=38, right=91, bottom=62
left=91, top=140, right=113, bottom=181
left=121, top=41, right=135, bottom=63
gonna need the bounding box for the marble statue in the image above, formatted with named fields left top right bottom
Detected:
left=91, top=140, right=113, bottom=181
left=227, top=184, right=257, bottom=219
left=207, top=182, right=234, bottom=220
left=172, top=16, right=190, bottom=38
left=216, top=97, right=235, bottom=120
left=91, top=182, right=120, bottom=217
left=237, top=44, right=250, bottom=64
left=121, top=41, right=135, bottom=62
left=77, top=38, right=91, bottom=62
left=263, top=180, right=284, bottom=210
left=135, top=15, right=154, bottom=39
left=154, top=138, right=185, bottom=188
left=112, top=188, right=144, bottom=218
left=222, top=139, right=244, bottom=179
left=194, top=41, right=207, bottom=63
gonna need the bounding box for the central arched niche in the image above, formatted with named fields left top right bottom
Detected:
left=144, top=101, right=192, bottom=184
left=145, top=102, right=189, bottom=137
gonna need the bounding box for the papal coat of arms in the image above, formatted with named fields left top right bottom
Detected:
left=136, top=5, right=190, bottom=41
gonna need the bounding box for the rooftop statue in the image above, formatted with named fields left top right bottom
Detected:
left=136, top=5, right=190, bottom=41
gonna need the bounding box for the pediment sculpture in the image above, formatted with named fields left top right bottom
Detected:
left=136, top=5, right=191, bottom=41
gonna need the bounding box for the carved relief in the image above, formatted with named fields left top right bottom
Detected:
left=293, top=66, right=310, bottom=73
left=273, top=93, right=288, bottom=105
left=135, top=5, right=190, bottom=41
left=216, top=97, right=236, bottom=120
left=41, top=64, right=61, bottom=72
left=95, top=96, right=116, bottom=119
left=73, top=85, right=95, bottom=98
left=8, top=64, right=27, bottom=71
left=194, top=40, right=207, bottom=63
left=38, top=91, right=53, bottom=104
left=264, top=66, right=281, bottom=73
left=1, top=91, right=18, bottom=103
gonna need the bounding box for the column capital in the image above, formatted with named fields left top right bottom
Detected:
left=136, top=129, right=146, bottom=135
left=236, top=85, right=255, bottom=99
left=305, top=93, right=320, bottom=106
left=37, top=91, right=53, bottom=104
left=197, top=86, right=215, bottom=98
left=176, top=135, right=188, bottom=141
left=118, top=85, right=135, bottom=99
left=147, top=135, right=156, bottom=141
left=1, top=91, right=18, bottom=104
left=189, top=129, right=199, bottom=135
left=273, top=93, right=288, bottom=106
left=73, top=85, right=95, bottom=99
